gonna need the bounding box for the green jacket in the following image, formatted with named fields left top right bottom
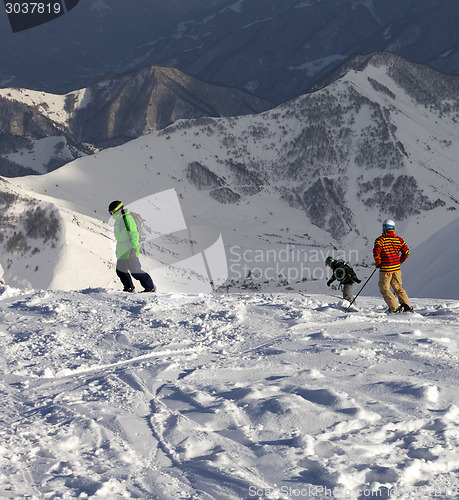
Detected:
left=113, top=209, right=140, bottom=259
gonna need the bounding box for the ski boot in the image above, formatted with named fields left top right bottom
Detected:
left=398, top=303, right=413, bottom=313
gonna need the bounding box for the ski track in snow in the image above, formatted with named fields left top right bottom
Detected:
left=0, top=286, right=459, bottom=499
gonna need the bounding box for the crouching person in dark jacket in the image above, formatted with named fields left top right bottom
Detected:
left=325, top=257, right=361, bottom=304
left=109, top=200, right=156, bottom=293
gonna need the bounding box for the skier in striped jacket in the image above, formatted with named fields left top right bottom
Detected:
left=373, top=219, right=412, bottom=313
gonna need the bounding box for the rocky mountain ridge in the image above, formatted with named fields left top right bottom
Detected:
left=159, top=52, right=458, bottom=240
left=0, top=64, right=272, bottom=176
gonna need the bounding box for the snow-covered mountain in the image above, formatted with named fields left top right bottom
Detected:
left=2, top=53, right=458, bottom=298
left=1, top=286, right=459, bottom=498
left=402, top=217, right=459, bottom=300
left=137, top=0, right=459, bottom=103
left=0, top=65, right=272, bottom=176
left=1, top=0, right=459, bottom=103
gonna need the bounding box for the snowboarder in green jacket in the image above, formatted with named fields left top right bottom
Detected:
left=109, top=200, right=156, bottom=293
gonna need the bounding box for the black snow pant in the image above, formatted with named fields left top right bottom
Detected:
left=116, top=257, right=154, bottom=291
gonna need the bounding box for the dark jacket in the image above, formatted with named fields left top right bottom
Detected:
left=327, top=260, right=361, bottom=286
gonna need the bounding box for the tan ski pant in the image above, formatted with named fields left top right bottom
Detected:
left=378, top=271, right=410, bottom=312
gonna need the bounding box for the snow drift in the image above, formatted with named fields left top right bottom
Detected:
left=1, top=286, right=458, bottom=499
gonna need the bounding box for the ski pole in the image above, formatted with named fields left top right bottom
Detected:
left=345, top=267, right=377, bottom=312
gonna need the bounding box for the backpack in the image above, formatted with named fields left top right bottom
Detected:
left=129, top=212, right=147, bottom=242
left=121, top=210, right=147, bottom=242
left=333, top=260, right=350, bottom=282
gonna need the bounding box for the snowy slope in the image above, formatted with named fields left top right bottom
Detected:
left=0, top=178, right=117, bottom=290
left=0, top=87, right=90, bottom=127
left=2, top=136, right=83, bottom=175
left=402, top=217, right=459, bottom=300
left=1, top=286, right=459, bottom=499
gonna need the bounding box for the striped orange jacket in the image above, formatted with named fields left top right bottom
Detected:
left=373, top=229, right=410, bottom=273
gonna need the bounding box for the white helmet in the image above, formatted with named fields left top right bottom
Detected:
left=382, top=219, right=396, bottom=231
